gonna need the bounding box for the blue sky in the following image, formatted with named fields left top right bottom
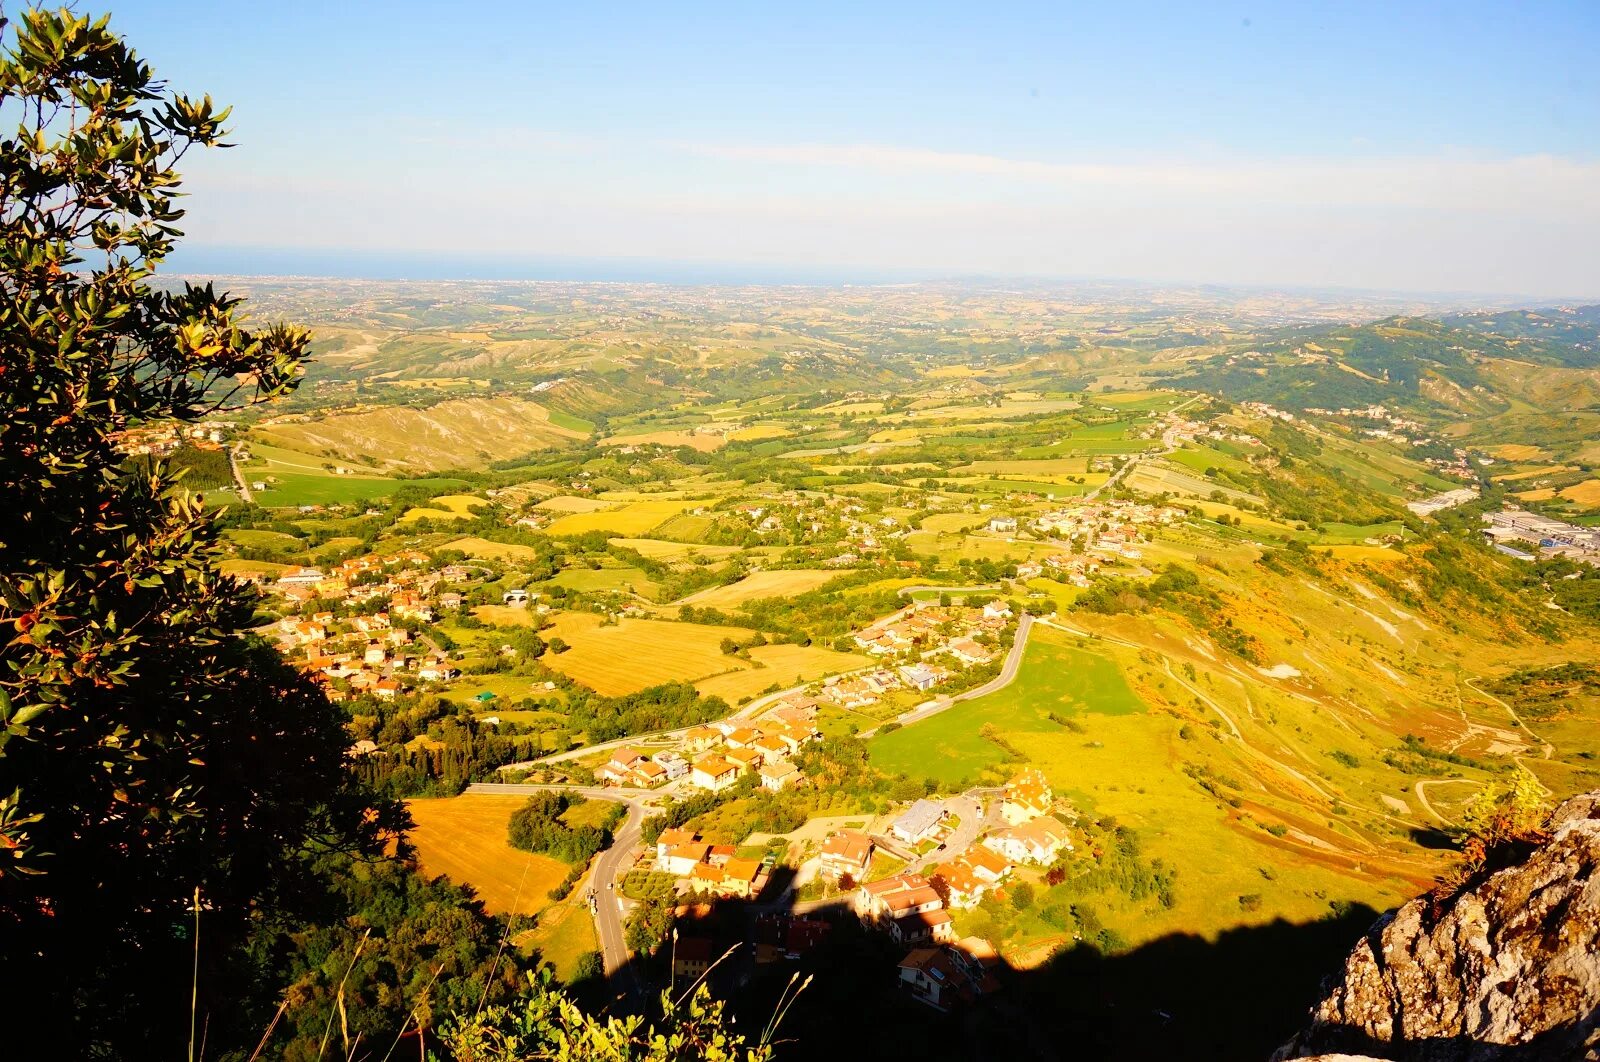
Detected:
left=101, top=1, right=1600, bottom=294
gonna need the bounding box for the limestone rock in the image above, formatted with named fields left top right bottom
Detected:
left=1276, top=791, right=1600, bottom=1061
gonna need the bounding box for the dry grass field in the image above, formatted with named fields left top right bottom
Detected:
left=1488, top=443, right=1548, bottom=461
left=608, top=537, right=743, bottom=562
left=677, top=569, right=840, bottom=607
left=535, top=495, right=612, bottom=513
left=400, top=494, right=486, bottom=522
left=255, top=396, right=584, bottom=471
left=728, top=424, right=792, bottom=441
left=600, top=430, right=725, bottom=452
left=407, top=794, right=571, bottom=917
left=1559, top=479, right=1600, bottom=507
left=539, top=612, right=758, bottom=695
left=544, top=499, right=690, bottom=537
left=693, top=643, right=869, bottom=702
left=444, top=536, right=545, bottom=560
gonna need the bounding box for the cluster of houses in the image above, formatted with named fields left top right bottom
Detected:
left=839, top=601, right=1011, bottom=705
left=592, top=702, right=822, bottom=793
left=263, top=549, right=484, bottom=702
left=110, top=422, right=228, bottom=456
left=831, top=771, right=1070, bottom=1010
left=1031, top=501, right=1180, bottom=562
left=651, top=829, right=768, bottom=900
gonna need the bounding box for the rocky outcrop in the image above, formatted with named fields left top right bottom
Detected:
left=1276, top=791, right=1600, bottom=1062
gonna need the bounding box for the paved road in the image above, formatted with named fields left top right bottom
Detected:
left=859, top=614, right=1034, bottom=738
left=228, top=448, right=254, bottom=504
left=466, top=781, right=654, bottom=993
left=504, top=676, right=827, bottom=771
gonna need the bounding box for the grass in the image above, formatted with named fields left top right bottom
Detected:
left=551, top=565, right=657, bottom=597
left=518, top=901, right=598, bottom=982
left=871, top=625, right=1420, bottom=953
left=870, top=628, right=1143, bottom=783
left=545, top=499, right=692, bottom=537
left=546, top=409, right=596, bottom=434
left=253, top=472, right=465, bottom=508
left=254, top=395, right=585, bottom=471
left=406, top=794, right=572, bottom=917
left=678, top=570, right=841, bottom=607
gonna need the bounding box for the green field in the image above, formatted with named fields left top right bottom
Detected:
left=871, top=628, right=1143, bottom=783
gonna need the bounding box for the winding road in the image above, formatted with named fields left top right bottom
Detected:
left=466, top=781, right=655, bottom=993
left=858, top=614, right=1034, bottom=738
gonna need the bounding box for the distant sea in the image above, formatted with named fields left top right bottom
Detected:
left=167, top=245, right=937, bottom=286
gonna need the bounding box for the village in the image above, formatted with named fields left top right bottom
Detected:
left=630, top=768, right=1074, bottom=1012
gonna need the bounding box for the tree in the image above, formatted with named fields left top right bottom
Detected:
left=0, top=9, right=392, bottom=1053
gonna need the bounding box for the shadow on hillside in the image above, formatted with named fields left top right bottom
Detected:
left=595, top=891, right=1392, bottom=1061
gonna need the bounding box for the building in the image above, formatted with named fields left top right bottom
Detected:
left=595, top=749, right=644, bottom=786
left=690, top=755, right=740, bottom=792
left=891, top=799, right=947, bottom=845
left=946, top=638, right=994, bottom=666
left=653, top=750, right=690, bottom=780
left=856, top=871, right=949, bottom=941
left=1000, top=769, right=1053, bottom=825
left=689, top=857, right=762, bottom=899
left=758, top=760, right=802, bottom=791
left=818, top=828, right=874, bottom=882
left=671, top=935, right=716, bottom=982
left=897, top=938, right=1001, bottom=1011
left=982, top=815, right=1071, bottom=865
left=897, top=662, right=942, bottom=691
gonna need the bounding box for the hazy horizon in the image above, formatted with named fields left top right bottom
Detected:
left=107, top=0, right=1600, bottom=299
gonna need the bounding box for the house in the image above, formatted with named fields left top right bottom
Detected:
left=417, top=662, right=460, bottom=682
left=897, top=939, right=1001, bottom=1011
left=671, top=935, right=716, bottom=982
left=689, top=857, right=762, bottom=899
left=890, top=799, right=947, bottom=845
left=818, top=829, right=874, bottom=882
left=438, top=591, right=463, bottom=610
left=758, top=760, right=802, bottom=791
left=1015, top=561, right=1044, bottom=580
left=372, top=678, right=402, bottom=701
left=856, top=872, right=944, bottom=923
left=946, top=638, right=993, bottom=666
left=987, top=516, right=1017, bottom=533
left=682, top=725, right=721, bottom=752
left=982, top=815, right=1072, bottom=865
left=982, top=600, right=1012, bottom=620
left=596, top=749, right=644, bottom=786
left=658, top=841, right=712, bottom=876
left=930, top=847, right=1012, bottom=909
left=723, top=727, right=761, bottom=749
left=725, top=747, right=763, bottom=773
left=652, top=751, right=689, bottom=780
left=655, top=827, right=701, bottom=861
left=628, top=760, right=668, bottom=788
left=897, top=662, right=942, bottom=692
left=752, top=734, right=790, bottom=761
left=1000, top=769, right=1053, bottom=825
left=690, top=755, right=740, bottom=792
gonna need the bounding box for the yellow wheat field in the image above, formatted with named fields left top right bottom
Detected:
left=406, top=794, right=572, bottom=916
left=544, top=499, right=691, bottom=537
left=677, top=569, right=841, bottom=608
left=540, top=612, right=758, bottom=696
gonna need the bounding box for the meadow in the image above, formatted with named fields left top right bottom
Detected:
left=537, top=612, right=760, bottom=696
